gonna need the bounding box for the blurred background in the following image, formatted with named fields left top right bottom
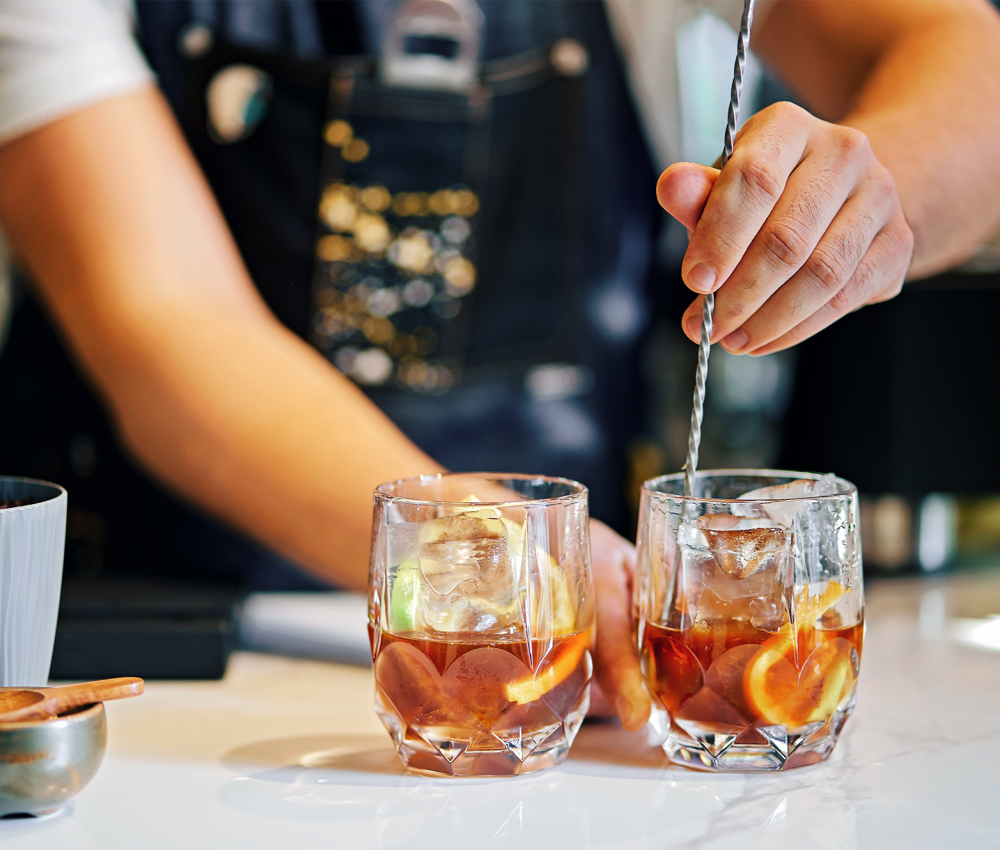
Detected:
left=0, top=0, right=999, bottom=681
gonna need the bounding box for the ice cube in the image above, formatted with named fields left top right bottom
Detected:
left=416, top=512, right=520, bottom=634
left=418, top=514, right=507, bottom=594
left=736, top=474, right=839, bottom=527
left=738, top=475, right=848, bottom=586
left=676, top=515, right=791, bottom=633
left=698, top=515, right=788, bottom=580
left=738, top=474, right=840, bottom=502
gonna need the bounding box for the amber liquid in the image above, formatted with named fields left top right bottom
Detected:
left=641, top=617, right=863, bottom=732
left=372, top=629, right=591, bottom=775
left=0, top=499, right=41, bottom=509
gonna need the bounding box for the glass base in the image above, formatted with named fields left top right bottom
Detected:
left=376, top=686, right=589, bottom=777
left=650, top=693, right=855, bottom=772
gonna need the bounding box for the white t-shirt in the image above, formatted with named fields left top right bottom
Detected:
left=0, top=0, right=765, bottom=168
left=611, top=0, right=768, bottom=168
left=0, top=0, right=152, bottom=145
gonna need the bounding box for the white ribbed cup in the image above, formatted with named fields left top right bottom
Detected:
left=0, top=478, right=66, bottom=686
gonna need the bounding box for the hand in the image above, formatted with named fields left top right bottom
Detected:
left=657, top=102, right=914, bottom=356
left=588, top=518, right=650, bottom=731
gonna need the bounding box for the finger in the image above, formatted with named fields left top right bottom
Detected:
left=586, top=680, right=617, bottom=718
left=682, top=103, right=811, bottom=295
left=656, top=162, right=719, bottom=232
left=721, top=176, right=894, bottom=353
left=709, top=130, right=873, bottom=346
left=746, top=220, right=913, bottom=356
left=681, top=294, right=708, bottom=344
left=589, top=520, right=650, bottom=732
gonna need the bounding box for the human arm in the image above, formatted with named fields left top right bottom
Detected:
left=657, top=0, right=1000, bottom=355
left=0, top=87, right=442, bottom=589
left=0, top=87, right=650, bottom=727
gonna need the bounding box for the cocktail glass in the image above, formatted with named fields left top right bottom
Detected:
left=634, top=470, right=864, bottom=771
left=368, top=473, right=594, bottom=777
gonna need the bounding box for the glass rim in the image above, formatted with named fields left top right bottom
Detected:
left=642, top=468, right=856, bottom=504
left=374, top=472, right=588, bottom=508
left=0, top=476, right=66, bottom=509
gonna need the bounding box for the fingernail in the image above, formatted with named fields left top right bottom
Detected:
left=721, top=328, right=749, bottom=353
left=686, top=263, right=717, bottom=293
left=685, top=315, right=701, bottom=341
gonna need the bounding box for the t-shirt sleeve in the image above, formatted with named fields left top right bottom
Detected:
left=606, top=0, right=778, bottom=170
left=0, top=0, right=153, bottom=145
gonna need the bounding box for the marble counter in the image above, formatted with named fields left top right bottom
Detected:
left=3, top=569, right=1000, bottom=849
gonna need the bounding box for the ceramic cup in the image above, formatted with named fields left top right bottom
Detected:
left=0, top=477, right=67, bottom=686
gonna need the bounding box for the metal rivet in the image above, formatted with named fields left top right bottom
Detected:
left=550, top=38, right=589, bottom=77
left=179, top=24, right=214, bottom=58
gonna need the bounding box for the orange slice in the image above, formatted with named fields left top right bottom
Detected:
left=747, top=638, right=856, bottom=727
left=744, top=648, right=799, bottom=725
left=504, top=633, right=589, bottom=705
left=745, top=581, right=854, bottom=727
left=761, top=581, right=847, bottom=657
left=794, top=638, right=855, bottom=722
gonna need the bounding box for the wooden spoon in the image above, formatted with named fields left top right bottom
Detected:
left=0, top=677, right=144, bottom=723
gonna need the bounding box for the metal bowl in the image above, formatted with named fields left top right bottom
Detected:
left=0, top=702, right=106, bottom=817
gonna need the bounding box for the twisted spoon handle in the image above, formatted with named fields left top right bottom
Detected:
left=682, top=0, right=756, bottom=503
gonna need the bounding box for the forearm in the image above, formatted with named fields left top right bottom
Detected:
left=110, top=306, right=440, bottom=589
left=758, top=0, right=1000, bottom=279
left=0, top=87, right=440, bottom=588
left=843, top=6, right=1000, bottom=277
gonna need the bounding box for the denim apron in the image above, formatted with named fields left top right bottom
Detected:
left=0, top=1, right=658, bottom=588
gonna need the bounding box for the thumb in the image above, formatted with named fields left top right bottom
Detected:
left=656, top=162, right=720, bottom=232
left=589, top=519, right=650, bottom=732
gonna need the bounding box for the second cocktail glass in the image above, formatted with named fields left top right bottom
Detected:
left=635, top=470, right=864, bottom=771
left=369, top=473, right=594, bottom=777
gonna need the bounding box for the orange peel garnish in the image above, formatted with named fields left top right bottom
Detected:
left=504, top=633, right=589, bottom=705
left=760, top=581, right=847, bottom=656
left=746, top=638, right=855, bottom=727
left=744, top=581, right=855, bottom=727
left=744, top=648, right=798, bottom=724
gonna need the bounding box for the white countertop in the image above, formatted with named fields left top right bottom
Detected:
left=3, top=569, right=1000, bottom=850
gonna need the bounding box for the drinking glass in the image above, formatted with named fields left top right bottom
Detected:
left=368, top=473, right=593, bottom=777
left=635, top=470, right=864, bottom=771
left=0, top=477, right=67, bottom=686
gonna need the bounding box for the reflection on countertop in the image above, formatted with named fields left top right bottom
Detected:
left=1, top=569, right=999, bottom=849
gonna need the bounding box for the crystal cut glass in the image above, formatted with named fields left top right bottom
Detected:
left=369, top=473, right=593, bottom=776
left=635, top=470, right=864, bottom=771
